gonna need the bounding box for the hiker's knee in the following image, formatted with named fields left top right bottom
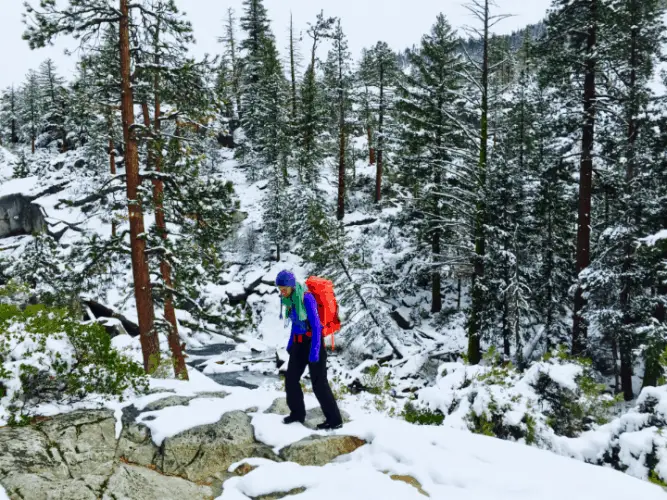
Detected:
left=286, top=369, right=301, bottom=386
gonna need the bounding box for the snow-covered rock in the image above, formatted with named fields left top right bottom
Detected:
left=0, top=194, right=46, bottom=239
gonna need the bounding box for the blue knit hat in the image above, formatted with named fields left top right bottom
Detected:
left=276, top=270, right=297, bottom=320
left=275, top=270, right=296, bottom=287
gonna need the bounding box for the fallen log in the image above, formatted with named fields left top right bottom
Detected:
left=84, top=299, right=140, bottom=337
left=25, top=181, right=70, bottom=202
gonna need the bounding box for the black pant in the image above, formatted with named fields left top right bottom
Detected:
left=286, top=335, right=342, bottom=425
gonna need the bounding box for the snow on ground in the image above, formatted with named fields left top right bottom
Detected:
left=0, top=147, right=16, bottom=181
left=86, top=358, right=667, bottom=500
left=242, top=415, right=667, bottom=500
left=0, top=484, right=8, bottom=500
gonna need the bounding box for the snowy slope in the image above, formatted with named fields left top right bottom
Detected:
left=75, top=362, right=666, bottom=500
left=1, top=135, right=667, bottom=494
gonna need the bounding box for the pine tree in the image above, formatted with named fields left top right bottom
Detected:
left=37, top=59, right=69, bottom=152
left=527, top=79, right=574, bottom=355
left=74, top=26, right=123, bottom=234
left=287, top=12, right=302, bottom=130
left=356, top=49, right=377, bottom=166
left=581, top=0, right=666, bottom=398
left=0, top=86, right=20, bottom=146
left=218, top=7, right=243, bottom=119
left=322, top=20, right=353, bottom=220
left=638, top=105, right=667, bottom=389
left=135, top=0, right=200, bottom=380
left=24, top=0, right=161, bottom=373
left=238, top=0, right=281, bottom=180
left=299, top=11, right=335, bottom=186
left=461, top=0, right=512, bottom=364
left=19, top=70, right=41, bottom=154
left=541, top=0, right=613, bottom=356
left=360, top=41, right=399, bottom=203
left=397, top=14, right=466, bottom=315
left=239, top=0, right=272, bottom=138
left=264, top=160, right=292, bottom=261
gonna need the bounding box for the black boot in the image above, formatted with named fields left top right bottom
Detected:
left=283, top=415, right=304, bottom=425
left=316, top=421, right=343, bottom=430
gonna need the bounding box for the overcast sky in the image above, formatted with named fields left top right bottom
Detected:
left=2, top=0, right=551, bottom=89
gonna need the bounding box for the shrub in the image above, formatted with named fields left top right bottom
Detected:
left=0, top=303, right=148, bottom=425
left=362, top=364, right=392, bottom=395
left=402, top=401, right=445, bottom=426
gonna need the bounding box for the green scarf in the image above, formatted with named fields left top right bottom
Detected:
left=281, top=282, right=308, bottom=322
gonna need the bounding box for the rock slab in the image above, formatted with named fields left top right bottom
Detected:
left=0, top=193, right=46, bottom=239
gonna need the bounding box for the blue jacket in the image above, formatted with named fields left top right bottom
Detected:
left=286, top=292, right=322, bottom=363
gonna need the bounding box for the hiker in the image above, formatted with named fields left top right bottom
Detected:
left=276, top=270, right=343, bottom=430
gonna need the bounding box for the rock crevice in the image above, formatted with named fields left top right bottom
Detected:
left=0, top=396, right=366, bottom=500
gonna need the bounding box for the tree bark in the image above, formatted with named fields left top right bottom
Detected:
left=367, top=126, right=375, bottom=165
left=431, top=228, right=442, bottom=313
left=226, top=8, right=242, bottom=119
left=289, top=12, right=298, bottom=123
left=467, top=0, right=490, bottom=365
left=141, top=61, right=188, bottom=379
left=152, top=51, right=188, bottom=380
left=337, top=126, right=346, bottom=221
left=10, top=88, right=18, bottom=144
left=107, top=111, right=117, bottom=237
left=119, top=0, right=160, bottom=374
left=336, top=41, right=346, bottom=221
left=454, top=277, right=460, bottom=310
left=619, top=14, right=638, bottom=401
left=374, top=61, right=385, bottom=204
left=572, top=0, right=597, bottom=357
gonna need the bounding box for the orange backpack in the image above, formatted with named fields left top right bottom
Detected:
left=305, top=276, right=341, bottom=350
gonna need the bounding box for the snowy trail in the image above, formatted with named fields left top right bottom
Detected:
left=105, top=361, right=667, bottom=500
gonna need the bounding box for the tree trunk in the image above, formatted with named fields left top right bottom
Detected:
left=336, top=46, right=346, bottom=221
left=31, top=136, right=35, bottom=154
left=572, top=0, right=597, bottom=357
left=374, top=66, right=384, bottom=204
left=289, top=13, right=298, bottom=123
left=107, top=112, right=117, bottom=237
left=502, top=301, right=511, bottom=358
left=467, top=0, right=490, bottom=366
left=503, top=270, right=511, bottom=358
left=119, top=0, right=160, bottom=374
left=10, top=89, right=18, bottom=144
left=457, top=277, right=462, bottom=311
left=142, top=46, right=189, bottom=380
left=619, top=15, right=639, bottom=401
left=367, top=126, right=375, bottom=165
left=61, top=124, right=68, bottom=153
left=337, top=127, right=346, bottom=220
left=153, top=62, right=188, bottom=381
left=431, top=228, right=442, bottom=313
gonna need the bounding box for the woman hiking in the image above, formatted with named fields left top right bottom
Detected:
left=276, top=270, right=343, bottom=430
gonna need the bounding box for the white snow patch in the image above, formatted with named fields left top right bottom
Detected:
left=641, top=229, right=667, bottom=246
left=221, top=414, right=667, bottom=500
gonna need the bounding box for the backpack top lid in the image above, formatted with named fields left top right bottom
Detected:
left=305, top=275, right=333, bottom=291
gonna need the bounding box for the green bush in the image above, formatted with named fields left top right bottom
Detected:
left=532, top=359, right=617, bottom=437
left=362, top=364, right=392, bottom=395
left=0, top=303, right=148, bottom=425
left=402, top=401, right=445, bottom=426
